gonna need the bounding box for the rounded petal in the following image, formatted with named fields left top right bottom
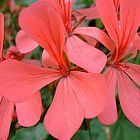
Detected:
left=19, top=1, right=65, bottom=64
left=16, top=30, right=38, bottom=53
left=117, top=71, right=140, bottom=127
left=0, top=98, right=14, bottom=140
left=65, top=36, right=107, bottom=73
left=69, top=71, right=107, bottom=118
left=15, top=91, right=42, bottom=127
left=0, top=59, right=62, bottom=102
left=98, top=67, right=118, bottom=125
left=44, top=78, right=84, bottom=140
left=74, top=27, right=115, bottom=54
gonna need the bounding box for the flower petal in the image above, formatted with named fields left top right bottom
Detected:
left=119, top=0, right=140, bottom=51
left=42, top=50, right=58, bottom=68
left=74, top=27, right=115, bottom=54
left=0, top=59, right=62, bottom=102
left=0, top=13, right=4, bottom=61
left=65, top=36, right=107, bottom=73
left=19, top=1, right=65, bottom=64
left=133, top=35, right=140, bottom=50
left=69, top=71, right=107, bottom=118
left=15, top=91, right=42, bottom=127
left=0, top=98, right=14, bottom=140
left=98, top=67, right=118, bottom=125
left=44, top=78, right=84, bottom=140
left=96, top=0, right=119, bottom=44
left=125, top=63, right=140, bottom=86
left=74, top=4, right=99, bottom=19
left=16, top=30, right=38, bottom=53
left=117, top=71, right=140, bottom=127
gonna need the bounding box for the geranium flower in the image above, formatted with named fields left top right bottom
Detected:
left=19, top=0, right=111, bottom=73
left=0, top=16, right=42, bottom=140
left=93, top=0, right=140, bottom=127
left=0, top=5, right=107, bottom=139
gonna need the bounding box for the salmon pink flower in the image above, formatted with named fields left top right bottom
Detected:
left=19, top=0, right=111, bottom=73
left=93, top=0, right=140, bottom=127
left=0, top=5, right=107, bottom=139
left=0, top=17, right=42, bottom=139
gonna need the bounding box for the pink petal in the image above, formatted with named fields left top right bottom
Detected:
left=15, top=91, right=42, bottom=127
left=125, top=63, right=140, bottom=86
left=133, top=35, right=140, bottom=50
left=74, top=27, right=115, bottom=54
left=96, top=0, right=119, bottom=45
left=0, top=98, right=14, bottom=140
left=0, top=96, right=2, bottom=102
left=65, top=36, right=107, bottom=73
left=0, top=59, right=62, bottom=102
left=0, top=13, right=4, bottom=61
left=44, top=78, right=84, bottom=140
left=42, top=50, right=58, bottom=68
left=81, top=35, right=98, bottom=47
left=74, top=4, right=99, bottom=19
left=98, top=67, right=118, bottom=125
left=19, top=1, right=65, bottom=64
left=117, top=71, right=140, bottom=127
left=21, top=59, right=41, bottom=67
left=68, top=71, right=107, bottom=118
left=16, top=30, right=38, bottom=53
left=119, top=0, right=140, bottom=52
left=113, top=0, right=119, bottom=11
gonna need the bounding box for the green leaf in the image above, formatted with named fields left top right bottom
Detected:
left=12, top=123, right=48, bottom=140
left=15, top=0, right=37, bottom=6
left=110, top=118, right=140, bottom=140
left=73, top=130, right=90, bottom=140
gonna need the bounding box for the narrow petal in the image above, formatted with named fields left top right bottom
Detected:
left=0, top=98, right=14, bottom=140
left=19, top=1, right=65, bottom=64
left=96, top=0, right=119, bottom=44
left=125, top=63, right=140, bottom=86
left=119, top=0, right=140, bottom=51
left=0, top=59, right=62, bottom=102
left=98, top=67, right=118, bottom=125
left=74, top=27, right=115, bottom=54
left=117, top=71, right=140, bottom=127
left=69, top=71, right=107, bottom=118
left=15, top=91, right=42, bottom=127
left=16, top=30, right=38, bottom=53
left=65, top=36, right=107, bottom=73
left=44, top=78, right=84, bottom=140
left=0, top=13, right=4, bottom=61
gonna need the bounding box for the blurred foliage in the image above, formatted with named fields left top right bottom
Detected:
left=12, top=123, right=48, bottom=140
left=0, top=0, right=139, bottom=140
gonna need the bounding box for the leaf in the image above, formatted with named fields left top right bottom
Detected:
left=72, top=130, right=90, bottom=140
left=90, top=118, right=107, bottom=140
left=110, top=118, right=140, bottom=140
left=15, top=0, right=37, bottom=6
left=12, top=123, right=48, bottom=140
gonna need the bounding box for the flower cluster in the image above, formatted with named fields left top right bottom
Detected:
left=0, top=0, right=140, bottom=139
